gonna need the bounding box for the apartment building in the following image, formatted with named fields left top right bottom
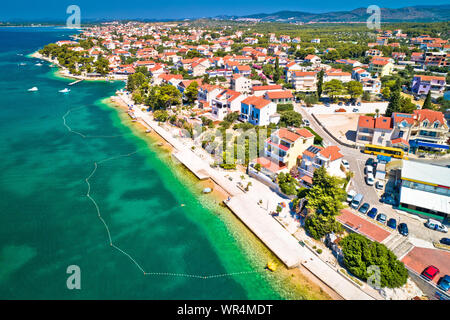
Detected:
left=264, top=127, right=314, bottom=170
left=411, top=75, right=446, bottom=97
left=239, top=95, right=279, bottom=126
left=290, top=71, right=317, bottom=92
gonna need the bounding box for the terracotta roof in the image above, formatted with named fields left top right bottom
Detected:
left=252, top=84, right=283, bottom=91
left=319, top=146, right=343, bottom=161
left=391, top=138, right=409, bottom=146
left=241, top=95, right=272, bottom=110
left=414, top=109, right=445, bottom=124
left=266, top=90, right=293, bottom=99
left=358, top=115, right=392, bottom=130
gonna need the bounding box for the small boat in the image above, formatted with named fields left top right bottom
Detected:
left=28, top=87, right=38, bottom=92
left=59, top=88, right=70, bottom=93
left=19, top=62, right=27, bottom=66
left=202, top=187, right=212, bottom=194
left=35, top=63, right=43, bottom=66
left=266, top=261, right=277, bottom=272
left=145, top=129, right=152, bottom=133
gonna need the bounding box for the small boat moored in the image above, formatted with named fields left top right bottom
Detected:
left=59, top=88, right=70, bottom=93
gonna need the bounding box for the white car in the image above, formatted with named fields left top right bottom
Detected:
left=346, top=190, right=357, bottom=202
left=425, top=219, right=448, bottom=233
left=375, top=181, right=385, bottom=190
left=366, top=173, right=375, bottom=186
left=341, top=159, right=350, bottom=170
left=303, top=119, right=310, bottom=126
left=365, top=165, right=373, bottom=175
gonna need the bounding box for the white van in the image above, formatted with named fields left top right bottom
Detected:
left=347, top=190, right=357, bottom=202
left=425, top=219, right=448, bottom=233
left=351, top=193, right=364, bottom=209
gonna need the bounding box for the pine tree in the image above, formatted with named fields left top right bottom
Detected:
left=422, top=91, right=433, bottom=109
left=385, top=81, right=401, bottom=117
left=317, top=69, right=324, bottom=98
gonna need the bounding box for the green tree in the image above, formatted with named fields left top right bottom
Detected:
left=94, top=56, right=110, bottom=76
left=385, top=81, right=401, bottom=117
left=323, top=79, right=345, bottom=102
left=340, top=234, right=408, bottom=288
left=346, top=81, right=363, bottom=99
left=153, top=110, right=169, bottom=122
left=317, top=70, right=324, bottom=98
left=184, top=81, right=199, bottom=104
left=277, top=172, right=299, bottom=195
left=422, top=91, right=433, bottom=109
left=279, top=110, right=303, bottom=127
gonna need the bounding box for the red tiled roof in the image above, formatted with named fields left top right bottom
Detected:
left=319, top=146, right=343, bottom=161
left=241, top=95, right=271, bottom=110
left=266, top=90, right=293, bottom=99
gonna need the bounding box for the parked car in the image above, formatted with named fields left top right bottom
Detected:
left=421, top=265, right=440, bottom=282
left=376, top=213, right=387, bottom=224
left=365, top=165, right=373, bottom=174
left=303, top=119, right=310, bottom=126
left=352, top=108, right=359, bottom=112
left=437, top=275, right=450, bottom=292
left=387, top=218, right=397, bottom=230
left=346, top=190, right=357, bottom=203
left=338, top=102, right=343, bottom=106
left=367, top=207, right=378, bottom=219
left=357, top=102, right=361, bottom=106
left=366, top=173, right=375, bottom=186
left=359, top=202, right=370, bottom=214
left=440, top=238, right=450, bottom=245
left=341, top=159, right=350, bottom=170
left=398, top=223, right=409, bottom=236
left=380, top=193, right=396, bottom=205
left=425, top=219, right=448, bottom=233
left=375, top=181, right=384, bottom=190
left=365, top=158, right=374, bottom=166
left=351, top=193, right=364, bottom=209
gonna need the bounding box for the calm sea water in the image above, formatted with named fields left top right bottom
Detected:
left=0, top=27, right=285, bottom=299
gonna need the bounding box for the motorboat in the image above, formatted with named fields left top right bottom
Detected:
left=35, top=63, right=43, bottom=66
left=28, top=87, right=38, bottom=92
left=59, top=88, right=70, bottom=93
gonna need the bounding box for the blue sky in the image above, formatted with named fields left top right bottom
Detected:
left=1, top=0, right=449, bottom=21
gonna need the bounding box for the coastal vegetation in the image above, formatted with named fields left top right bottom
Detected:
left=303, top=167, right=345, bottom=240
left=340, top=234, right=409, bottom=288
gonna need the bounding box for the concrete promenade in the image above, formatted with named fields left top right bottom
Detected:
left=119, top=93, right=377, bottom=300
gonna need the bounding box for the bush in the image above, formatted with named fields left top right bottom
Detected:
left=304, top=127, right=323, bottom=145
left=276, top=103, right=294, bottom=112
left=340, top=233, right=408, bottom=288
left=304, top=214, right=343, bottom=240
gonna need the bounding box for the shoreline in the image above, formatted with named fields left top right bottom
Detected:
left=107, top=93, right=346, bottom=300
left=30, top=50, right=345, bottom=300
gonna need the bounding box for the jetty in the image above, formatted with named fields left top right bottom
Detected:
left=68, top=79, right=83, bottom=86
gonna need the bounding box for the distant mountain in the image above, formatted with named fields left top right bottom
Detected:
left=223, top=5, right=450, bottom=23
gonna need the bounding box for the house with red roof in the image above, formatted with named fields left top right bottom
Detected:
left=290, top=71, right=317, bottom=92
left=298, top=144, right=345, bottom=179
left=239, top=95, right=279, bottom=126
left=409, top=109, right=449, bottom=153
left=264, top=90, right=294, bottom=104
left=230, top=74, right=251, bottom=94
left=211, top=89, right=244, bottom=120
left=263, top=127, right=314, bottom=171
left=411, top=75, right=446, bottom=96
left=356, top=115, right=394, bottom=146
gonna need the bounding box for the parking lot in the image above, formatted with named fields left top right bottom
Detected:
left=402, top=247, right=450, bottom=285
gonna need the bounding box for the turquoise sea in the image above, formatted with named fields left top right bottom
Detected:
left=0, top=27, right=304, bottom=300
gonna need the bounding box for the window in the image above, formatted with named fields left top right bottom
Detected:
left=433, top=122, right=440, bottom=128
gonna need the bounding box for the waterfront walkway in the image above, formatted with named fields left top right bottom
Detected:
left=120, top=93, right=376, bottom=300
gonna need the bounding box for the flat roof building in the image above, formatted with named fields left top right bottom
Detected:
left=399, top=160, right=450, bottom=222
